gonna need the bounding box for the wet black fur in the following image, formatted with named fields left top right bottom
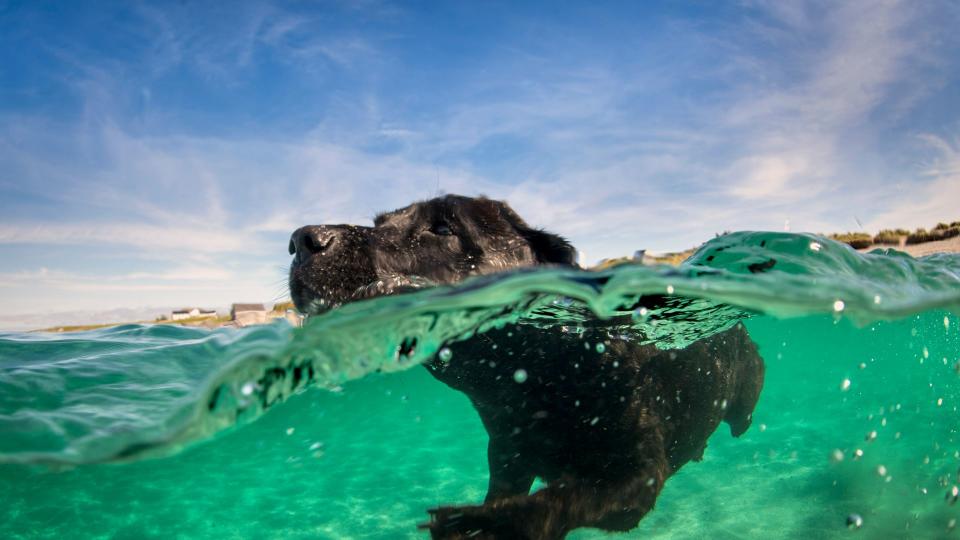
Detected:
left=288, top=195, right=765, bottom=539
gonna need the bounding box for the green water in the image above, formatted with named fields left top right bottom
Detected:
left=2, top=232, right=960, bottom=539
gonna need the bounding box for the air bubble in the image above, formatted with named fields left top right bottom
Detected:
left=840, top=379, right=851, bottom=392
left=831, top=449, right=844, bottom=463
left=241, top=382, right=256, bottom=396
left=833, top=300, right=845, bottom=312
left=513, top=369, right=528, bottom=383
left=438, top=348, right=453, bottom=362
left=846, top=514, right=863, bottom=529
left=595, top=343, right=606, bottom=354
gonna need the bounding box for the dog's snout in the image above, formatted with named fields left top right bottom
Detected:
left=290, top=226, right=340, bottom=260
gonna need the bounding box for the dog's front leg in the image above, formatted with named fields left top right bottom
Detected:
left=421, top=425, right=670, bottom=539
left=421, top=469, right=667, bottom=539
left=421, top=488, right=566, bottom=540
left=485, top=435, right=535, bottom=502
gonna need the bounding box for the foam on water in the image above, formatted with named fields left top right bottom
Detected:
left=1, top=232, right=959, bottom=538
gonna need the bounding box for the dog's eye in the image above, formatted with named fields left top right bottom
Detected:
left=430, top=223, right=453, bottom=236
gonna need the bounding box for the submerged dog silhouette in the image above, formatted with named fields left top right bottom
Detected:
left=288, top=195, right=765, bottom=539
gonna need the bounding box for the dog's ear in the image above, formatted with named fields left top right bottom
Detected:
left=520, top=228, right=578, bottom=266
left=487, top=197, right=578, bottom=266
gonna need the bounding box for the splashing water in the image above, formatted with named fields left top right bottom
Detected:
left=1, top=232, right=959, bottom=538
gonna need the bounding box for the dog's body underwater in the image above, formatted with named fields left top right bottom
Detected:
left=288, top=195, right=765, bottom=540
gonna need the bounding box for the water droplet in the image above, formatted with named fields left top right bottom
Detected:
left=833, top=300, right=845, bottom=312
left=840, top=378, right=851, bottom=391
left=946, top=317, right=951, bottom=331
left=595, top=343, right=606, bottom=354
left=590, top=417, right=600, bottom=426
left=286, top=427, right=295, bottom=436
left=831, top=449, right=844, bottom=463
left=809, top=241, right=822, bottom=252
left=938, top=398, right=944, bottom=407
left=634, top=307, right=649, bottom=320
left=873, top=295, right=882, bottom=304
left=866, top=430, right=877, bottom=442
left=438, top=347, right=453, bottom=362
left=241, top=382, right=256, bottom=396
left=846, top=514, right=863, bottom=529
left=923, top=347, right=930, bottom=359
left=854, top=448, right=864, bottom=459
left=513, top=369, right=528, bottom=383
left=859, top=362, right=866, bottom=370
left=666, top=285, right=675, bottom=294
left=877, top=464, right=887, bottom=477
left=309, top=441, right=324, bottom=451
left=759, top=423, right=767, bottom=432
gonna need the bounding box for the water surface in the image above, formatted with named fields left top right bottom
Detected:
left=1, top=231, right=959, bottom=538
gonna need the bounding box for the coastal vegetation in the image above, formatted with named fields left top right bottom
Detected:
left=828, top=232, right=873, bottom=249
left=829, top=220, right=960, bottom=249
left=272, top=301, right=295, bottom=313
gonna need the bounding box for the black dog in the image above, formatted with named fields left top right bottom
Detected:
left=288, top=195, right=764, bottom=539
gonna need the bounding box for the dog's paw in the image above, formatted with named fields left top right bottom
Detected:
left=419, top=505, right=502, bottom=540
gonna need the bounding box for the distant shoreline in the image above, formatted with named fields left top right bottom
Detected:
left=855, top=236, right=960, bottom=257
left=19, top=232, right=960, bottom=334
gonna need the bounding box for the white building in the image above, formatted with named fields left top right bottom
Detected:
left=231, top=303, right=268, bottom=326
left=170, top=308, right=218, bottom=321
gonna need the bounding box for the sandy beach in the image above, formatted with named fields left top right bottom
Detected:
left=857, top=236, right=960, bottom=257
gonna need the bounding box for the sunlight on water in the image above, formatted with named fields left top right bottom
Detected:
left=1, top=232, right=959, bottom=538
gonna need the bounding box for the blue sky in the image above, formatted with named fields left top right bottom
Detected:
left=1, top=0, right=959, bottom=318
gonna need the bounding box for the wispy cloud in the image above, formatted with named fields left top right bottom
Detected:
left=0, top=0, right=958, bottom=315
left=865, top=134, right=960, bottom=230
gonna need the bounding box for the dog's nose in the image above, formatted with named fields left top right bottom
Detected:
left=289, top=226, right=340, bottom=260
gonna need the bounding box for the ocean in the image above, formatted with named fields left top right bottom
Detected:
left=1, top=231, right=959, bottom=539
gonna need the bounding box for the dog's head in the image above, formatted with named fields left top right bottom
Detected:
left=288, top=195, right=577, bottom=315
